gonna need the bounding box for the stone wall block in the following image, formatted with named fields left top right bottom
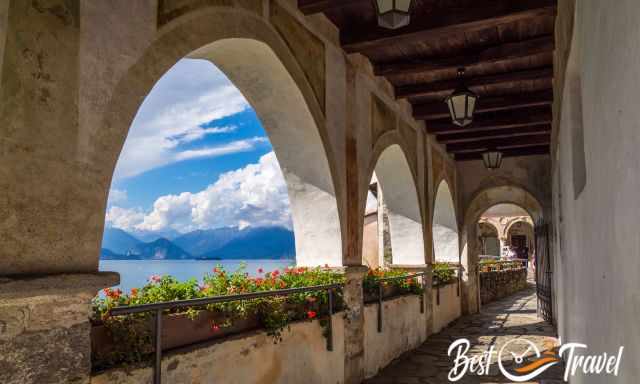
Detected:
left=342, top=265, right=368, bottom=384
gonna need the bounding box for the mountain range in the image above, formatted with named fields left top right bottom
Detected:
left=101, top=226, right=295, bottom=260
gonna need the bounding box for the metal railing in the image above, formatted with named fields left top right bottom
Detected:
left=433, top=267, right=460, bottom=305
left=109, top=283, right=342, bottom=384
left=373, top=272, right=426, bottom=333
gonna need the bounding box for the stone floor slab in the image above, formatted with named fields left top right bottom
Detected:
left=364, top=285, right=564, bottom=384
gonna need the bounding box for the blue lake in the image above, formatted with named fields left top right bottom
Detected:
left=99, top=259, right=295, bottom=293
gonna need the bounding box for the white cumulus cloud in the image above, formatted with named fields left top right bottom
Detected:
left=113, top=59, right=251, bottom=179
left=106, top=152, right=292, bottom=233
left=105, top=206, right=145, bottom=230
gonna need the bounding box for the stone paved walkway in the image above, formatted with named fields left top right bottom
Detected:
left=365, top=284, right=564, bottom=383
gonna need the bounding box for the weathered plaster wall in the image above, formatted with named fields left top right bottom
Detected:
left=362, top=213, right=379, bottom=269
left=432, top=283, right=461, bottom=333
left=432, top=181, right=460, bottom=263
left=92, top=314, right=345, bottom=384
left=552, top=1, right=640, bottom=382
left=363, top=295, right=427, bottom=378
left=457, top=155, right=551, bottom=215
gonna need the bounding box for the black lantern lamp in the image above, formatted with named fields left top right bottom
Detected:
left=482, top=149, right=503, bottom=170
left=444, top=68, right=478, bottom=127
left=374, top=0, right=413, bottom=30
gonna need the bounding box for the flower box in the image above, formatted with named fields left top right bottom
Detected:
left=91, top=310, right=260, bottom=370
left=363, top=284, right=408, bottom=304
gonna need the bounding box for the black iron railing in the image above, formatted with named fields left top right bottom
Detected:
left=108, top=283, right=342, bottom=384
left=373, top=272, right=426, bottom=332
left=433, top=267, right=460, bottom=305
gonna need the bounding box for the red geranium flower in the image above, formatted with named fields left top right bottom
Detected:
left=307, top=311, right=317, bottom=319
left=130, top=288, right=138, bottom=297
left=258, top=268, right=264, bottom=274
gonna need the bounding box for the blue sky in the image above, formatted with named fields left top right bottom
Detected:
left=106, top=59, right=292, bottom=234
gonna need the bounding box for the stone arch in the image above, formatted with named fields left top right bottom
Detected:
left=504, top=218, right=535, bottom=239
left=367, top=141, right=425, bottom=266
left=477, top=221, right=500, bottom=257
left=459, top=185, right=543, bottom=314
left=432, top=180, right=459, bottom=263
left=94, top=10, right=343, bottom=267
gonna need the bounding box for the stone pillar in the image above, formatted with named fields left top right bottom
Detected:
left=460, top=226, right=480, bottom=315
left=0, top=273, right=118, bottom=384
left=342, top=265, right=368, bottom=384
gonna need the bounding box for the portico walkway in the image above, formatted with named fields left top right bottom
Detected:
left=365, top=285, right=564, bottom=383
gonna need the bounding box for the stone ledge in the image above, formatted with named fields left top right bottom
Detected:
left=0, top=272, right=119, bottom=300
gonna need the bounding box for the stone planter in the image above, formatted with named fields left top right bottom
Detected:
left=91, top=310, right=260, bottom=370
left=363, top=284, right=412, bottom=304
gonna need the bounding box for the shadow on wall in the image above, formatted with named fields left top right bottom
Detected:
left=433, top=180, right=459, bottom=263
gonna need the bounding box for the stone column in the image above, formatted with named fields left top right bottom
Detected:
left=460, top=226, right=480, bottom=315
left=342, top=265, right=368, bottom=384
left=0, top=273, right=118, bottom=384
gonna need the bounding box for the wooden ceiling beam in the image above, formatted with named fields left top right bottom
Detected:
left=375, top=35, right=554, bottom=77
left=413, top=90, right=553, bottom=120
left=454, top=145, right=550, bottom=161
left=446, top=134, right=550, bottom=153
left=427, top=109, right=552, bottom=134
left=298, top=0, right=368, bottom=15
left=341, top=1, right=556, bottom=53
left=397, top=67, right=553, bottom=99
left=436, top=124, right=551, bottom=144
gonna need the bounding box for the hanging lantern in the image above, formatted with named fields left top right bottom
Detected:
left=482, top=150, right=503, bottom=170
left=444, top=68, right=478, bottom=127
left=374, top=0, right=413, bottom=29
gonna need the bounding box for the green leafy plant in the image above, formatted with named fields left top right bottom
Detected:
left=433, top=263, right=456, bottom=286
left=362, top=268, right=424, bottom=300
left=478, top=260, right=524, bottom=272
left=92, top=265, right=345, bottom=369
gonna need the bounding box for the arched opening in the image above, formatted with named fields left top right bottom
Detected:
left=369, top=144, right=425, bottom=265
left=477, top=222, right=500, bottom=257
left=98, top=32, right=343, bottom=287
left=506, top=219, right=535, bottom=266
left=459, top=185, right=543, bottom=314
left=478, top=203, right=535, bottom=262
left=432, top=180, right=460, bottom=263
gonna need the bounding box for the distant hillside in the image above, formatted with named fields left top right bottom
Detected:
left=100, top=226, right=295, bottom=260
left=100, top=248, right=138, bottom=260
left=127, top=238, right=192, bottom=260
left=130, top=228, right=181, bottom=242
left=102, top=227, right=142, bottom=254
left=173, top=227, right=242, bottom=256
left=201, top=226, right=295, bottom=260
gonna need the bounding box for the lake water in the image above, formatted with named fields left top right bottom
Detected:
left=99, top=259, right=295, bottom=293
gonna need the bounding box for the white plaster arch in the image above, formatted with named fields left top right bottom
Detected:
left=432, top=180, right=460, bottom=263
left=96, top=11, right=343, bottom=267
left=372, top=144, right=425, bottom=265
left=459, top=185, right=543, bottom=314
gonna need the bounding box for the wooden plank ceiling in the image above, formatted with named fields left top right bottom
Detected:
left=299, top=0, right=556, bottom=161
